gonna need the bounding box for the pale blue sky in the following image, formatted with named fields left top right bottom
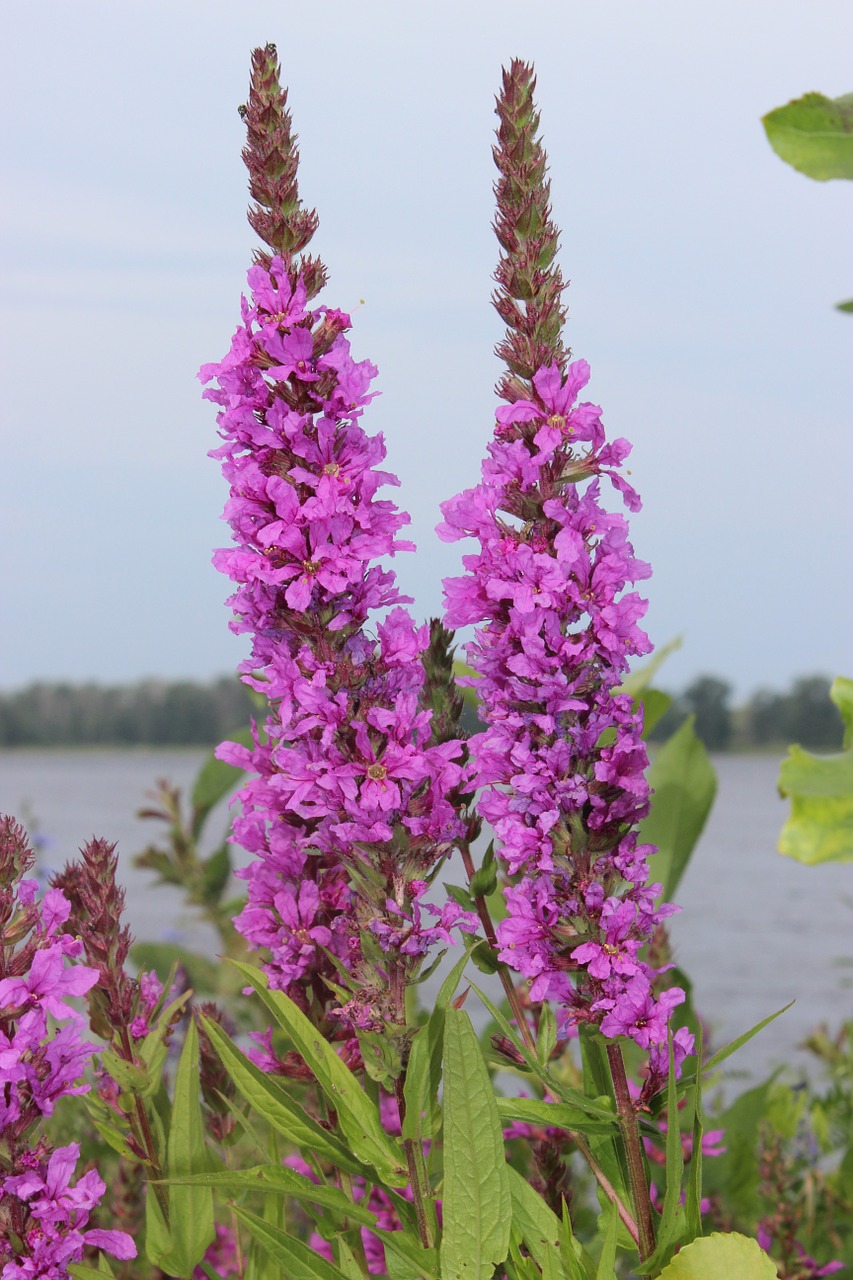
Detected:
left=1, top=0, right=850, bottom=697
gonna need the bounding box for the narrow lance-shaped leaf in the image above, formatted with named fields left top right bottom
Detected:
left=229, top=960, right=406, bottom=1183
left=440, top=1007, right=511, bottom=1280
left=200, top=1015, right=367, bottom=1175
left=166, top=1017, right=215, bottom=1276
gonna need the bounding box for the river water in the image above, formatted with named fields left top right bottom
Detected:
left=1, top=748, right=851, bottom=1084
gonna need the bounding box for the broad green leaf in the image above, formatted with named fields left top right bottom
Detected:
left=837, top=298, right=853, bottom=314
left=778, top=676, right=853, bottom=863
left=69, top=1266, right=115, bottom=1280
left=641, top=716, right=717, bottom=901
left=657, top=1231, right=777, bottom=1280
left=164, top=1018, right=215, bottom=1275
left=229, top=962, right=406, bottom=1184
left=762, top=92, right=853, bottom=181
left=234, top=1207, right=352, bottom=1280
left=639, top=688, right=673, bottom=738
left=440, top=1007, right=511, bottom=1280
left=201, top=1016, right=366, bottom=1175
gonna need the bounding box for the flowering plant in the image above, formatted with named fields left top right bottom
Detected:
left=2, top=44, right=850, bottom=1280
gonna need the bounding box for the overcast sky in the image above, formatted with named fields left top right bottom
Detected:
left=1, top=0, right=850, bottom=698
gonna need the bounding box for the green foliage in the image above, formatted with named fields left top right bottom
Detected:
left=762, top=91, right=853, bottom=181
left=440, top=1008, right=511, bottom=1280
left=656, top=1232, right=777, bottom=1280
left=641, top=716, right=717, bottom=902
left=778, top=675, right=853, bottom=863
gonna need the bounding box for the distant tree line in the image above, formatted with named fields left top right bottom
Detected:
left=0, top=677, right=258, bottom=747
left=0, top=672, right=844, bottom=752
left=649, top=674, right=845, bottom=752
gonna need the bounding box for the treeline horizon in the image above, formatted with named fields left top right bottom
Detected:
left=0, top=671, right=844, bottom=752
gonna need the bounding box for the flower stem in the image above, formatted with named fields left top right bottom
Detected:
left=606, top=1041, right=656, bottom=1264
left=390, top=959, right=435, bottom=1251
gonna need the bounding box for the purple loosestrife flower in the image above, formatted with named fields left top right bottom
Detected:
left=0, top=817, right=135, bottom=1277
left=438, top=62, right=691, bottom=1063
left=201, top=47, right=475, bottom=1046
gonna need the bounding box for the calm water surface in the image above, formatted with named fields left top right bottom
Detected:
left=1, top=748, right=851, bottom=1083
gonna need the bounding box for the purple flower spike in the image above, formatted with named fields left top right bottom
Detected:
left=438, top=61, right=692, bottom=1067
left=201, top=49, right=472, bottom=1049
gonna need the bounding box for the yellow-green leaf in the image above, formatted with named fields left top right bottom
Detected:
left=762, top=92, right=853, bottom=181
left=778, top=676, right=853, bottom=864
left=657, top=1232, right=777, bottom=1280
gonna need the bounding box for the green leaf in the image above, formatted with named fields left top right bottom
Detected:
left=657, top=1232, right=777, bottom=1280
left=200, top=1016, right=367, bottom=1175
left=131, top=941, right=220, bottom=994
left=165, top=1164, right=377, bottom=1227
left=640, top=716, right=717, bottom=901
left=639, top=688, right=673, bottom=738
left=684, top=1024, right=705, bottom=1243
left=372, top=1229, right=440, bottom=1280
left=201, top=842, right=231, bottom=902
left=69, top=1265, right=115, bottom=1280
left=576, top=1027, right=630, bottom=1214
left=165, top=1018, right=215, bottom=1275
left=101, top=1048, right=149, bottom=1094
left=536, top=1001, right=557, bottom=1067
left=642, top=1038, right=686, bottom=1274
left=497, top=1097, right=616, bottom=1136
left=234, top=1207, right=353, bottom=1280
left=402, top=942, right=474, bottom=1143
left=593, top=1201, right=618, bottom=1280
left=470, top=983, right=616, bottom=1124
left=440, top=1007, right=511, bottom=1280
left=837, top=298, right=853, bottom=313
left=507, top=1165, right=580, bottom=1280
left=678, top=1002, right=793, bottom=1090
left=762, top=91, right=853, bottom=181
left=701, top=1083, right=775, bottom=1222
left=619, top=638, right=682, bottom=697
left=190, top=727, right=253, bottom=834
left=778, top=676, right=853, bottom=863
left=229, top=961, right=406, bottom=1184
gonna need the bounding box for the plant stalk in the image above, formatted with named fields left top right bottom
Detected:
left=606, top=1041, right=656, bottom=1264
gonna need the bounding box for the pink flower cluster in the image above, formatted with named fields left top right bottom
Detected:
left=439, top=361, right=692, bottom=1064
left=200, top=258, right=475, bottom=1024
left=0, top=816, right=135, bottom=1277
